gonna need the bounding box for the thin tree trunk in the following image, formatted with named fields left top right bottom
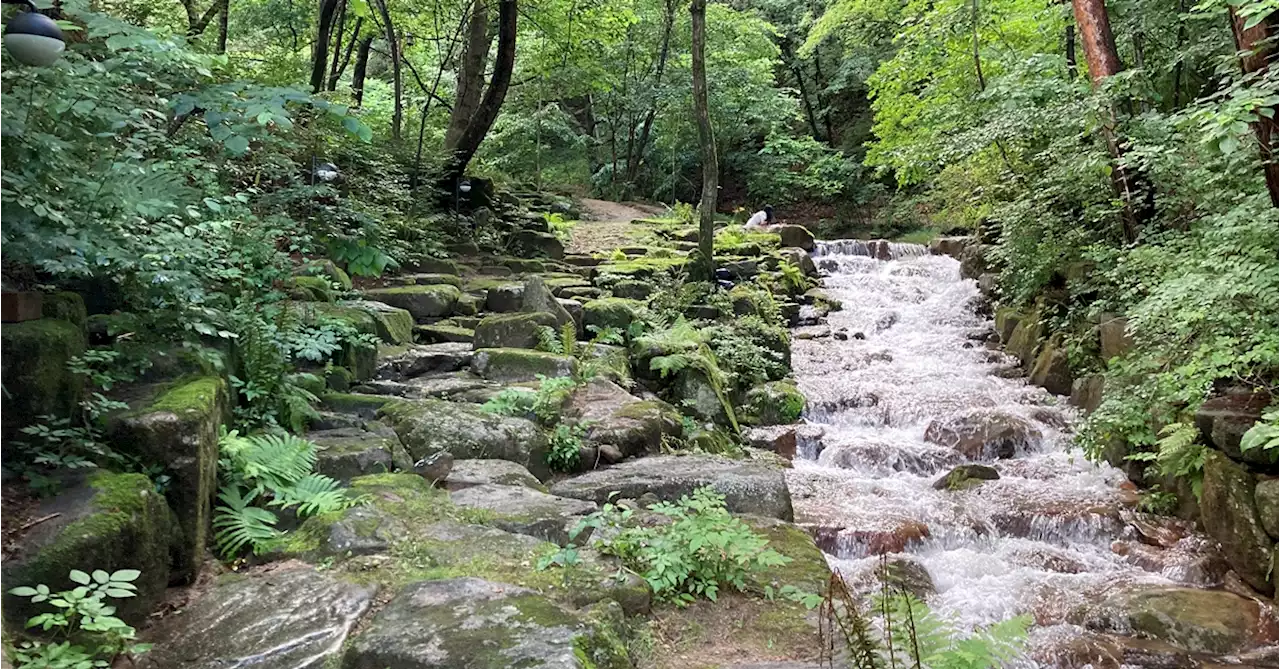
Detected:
left=331, top=17, right=362, bottom=90
left=811, top=53, right=836, bottom=144
left=691, top=0, right=718, bottom=283
left=781, top=36, right=823, bottom=141
left=1228, top=7, right=1278, bottom=205
left=445, top=0, right=491, bottom=151
left=181, top=0, right=222, bottom=37
left=1171, top=0, right=1186, bottom=107
left=440, top=0, right=518, bottom=186
left=371, top=0, right=402, bottom=139
left=971, top=0, right=986, bottom=89
left=328, top=0, right=347, bottom=89
left=216, top=0, right=228, bottom=52
left=1066, top=23, right=1076, bottom=78
left=626, top=0, right=676, bottom=185
left=1072, top=0, right=1152, bottom=241
left=310, top=0, right=341, bottom=94
left=351, top=36, right=373, bottom=107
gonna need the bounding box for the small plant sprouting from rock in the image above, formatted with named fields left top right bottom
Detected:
left=1241, top=409, right=1279, bottom=454
left=567, top=487, right=791, bottom=606
left=819, top=561, right=1030, bottom=669
left=547, top=423, right=586, bottom=472
left=213, top=430, right=363, bottom=559
left=7, top=568, right=151, bottom=668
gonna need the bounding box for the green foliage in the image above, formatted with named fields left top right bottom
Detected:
left=820, top=568, right=1030, bottom=668
left=7, top=569, right=150, bottom=668
left=1241, top=409, right=1280, bottom=454
left=329, top=238, right=397, bottom=277
left=547, top=423, right=586, bottom=472
left=744, top=132, right=863, bottom=205
left=707, top=315, right=790, bottom=393
left=573, top=487, right=791, bottom=605
left=481, top=375, right=579, bottom=425
left=213, top=431, right=361, bottom=558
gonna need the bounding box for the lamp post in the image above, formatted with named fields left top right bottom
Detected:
left=455, top=178, right=472, bottom=214
left=3, top=2, right=65, bottom=67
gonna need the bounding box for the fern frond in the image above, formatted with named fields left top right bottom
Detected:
left=212, top=486, right=280, bottom=558
left=269, top=473, right=353, bottom=517
left=233, top=432, right=318, bottom=490
left=651, top=353, right=693, bottom=379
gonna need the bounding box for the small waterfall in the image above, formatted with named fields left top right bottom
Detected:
left=788, top=240, right=1249, bottom=664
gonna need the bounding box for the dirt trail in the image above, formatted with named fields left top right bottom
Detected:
left=568, top=199, right=668, bottom=255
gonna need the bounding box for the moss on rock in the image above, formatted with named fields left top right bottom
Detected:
left=470, top=348, right=579, bottom=383
left=361, top=284, right=461, bottom=320
left=1, top=318, right=86, bottom=436
left=289, top=275, right=334, bottom=302
left=41, top=291, right=88, bottom=332
left=741, top=381, right=806, bottom=427
left=583, top=298, right=643, bottom=333
left=472, top=312, right=559, bottom=350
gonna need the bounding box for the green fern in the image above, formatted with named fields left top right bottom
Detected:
left=651, top=353, right=695, bottom=379
left=536, top=326, right=564, bottom=354
left=212, top=487, right=280, bottom=558
left=269, top=473, right=358, bottom=516
left=219, top=430, right=317, bottom=493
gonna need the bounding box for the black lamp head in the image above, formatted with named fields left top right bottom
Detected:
left=4, top=10, right=65, bottom=66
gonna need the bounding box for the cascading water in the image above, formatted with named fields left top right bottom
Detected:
left=789, top=241, right=1276, bottom=667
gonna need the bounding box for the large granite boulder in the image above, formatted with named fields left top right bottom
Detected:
left=2, top=472, right=173, bottom=627
left=139, top=566, right=375, bottom=669
left=923, top=409, right=1043, bottom=460
left=582, top=298, right=642, bottom=333
left=512, top=229, right=566, bottom=259
left=1196, top=391, right=1278, bottom=467
left=106, top=375, right=230, bottom=581
left=309, top=426, right=413, bottom=482
left=361, top=284, right=461, bottom=320
left=1083, top=585, right=1264, bottom=654
left=1257, top=478, right=1278, bottom=541
left=673, top=368, right=738, bottom=428
left=1, top=317, right=85, bottom=438
left=473, top=312, right=559, bottom=350
left=520, top=276, right=574, bottom=328
left=341, top=578, right=618, bottom=669
left=376, top=343, right=473, bottom=379
left=449, top=484, right=597, bottom=545
left=484, top=283, right=524, bottom=312
left=1200, top=452, right=1275, bottom=594
left=1098, top=313, right=1133, bottom=360
left=1029, top=337, right=1073, bottom=396
left=550, top=454, right=794, bottom=521
left=564, top=378, right=682, bottom=460
left=446, top=459, right=543, bottom=490
left=471, top=348, right=578, bottom=383
left=343, top=300, right=415, bottom=345
left=380, top=399, right=551, bottom=480
left=775, top=225, right=815, bottom=252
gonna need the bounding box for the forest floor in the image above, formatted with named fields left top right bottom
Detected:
left=567, top=198, right=669, bottom=254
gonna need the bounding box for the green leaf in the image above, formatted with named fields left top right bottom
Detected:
left=110, top=569, right=142, bottom=582
left=68, top=570, right=91, bottom=585
left=224, top=135, right=251, bottom=155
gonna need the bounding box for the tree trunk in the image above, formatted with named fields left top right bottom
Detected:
left=328, top=0, right=347, bottom=89
left=310, top=0, right=341, bottom=94
left=331, top=17, right=362, bottom=90
left=216, top=0, right=228, bottom=53
left=445, top=0, right=492, bottom=151
left=181, top=0, right=222, bottom=37
left=351, top=36, right=373, bottom=107
left=1228, top=7, right=1278, bottom=206
left=780, top=36, right=823, bottom=142
left=1072, top=0, right=1152, bottom=242
left=625, top=0, right=676, bottom=185
left=691, top=0, right=718, bottom=283
left=1066, top=23, right=1076, bottom=78
left=440, top=0, right=518, bottom=186
left=371, top=0, right=402, bottom=139
left=811, top=53, right=836, bottom=144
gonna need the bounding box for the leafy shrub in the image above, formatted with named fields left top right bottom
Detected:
left=547, top=423, right=585, bottom=472
left=481, top=375, right=579, bottom=425
left=745, top=132, right=862, bottom=205
left=7, top=569, right=151, bottom=668
left=1242, top=409, right=1280, bottom=454
left=213, top=431, right=361, bottom=558
left=572, top=487, right=791, bottom=605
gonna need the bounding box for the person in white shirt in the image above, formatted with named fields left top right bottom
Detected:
left=744, top=204, right=774, bottom=229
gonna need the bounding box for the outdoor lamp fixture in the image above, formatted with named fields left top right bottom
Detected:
left=3, top=3, right=65, bottom=67
left=458, top=180, right=473, bottom=195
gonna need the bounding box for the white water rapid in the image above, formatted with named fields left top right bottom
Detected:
left=786, top=241, right=1273, bottom=667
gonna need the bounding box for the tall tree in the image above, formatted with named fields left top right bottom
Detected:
left=351, top=35, right=374, bottom=107
left=691, top=0, right=718, bottom=282
left=180, top=0, right=221, bottom=38
left=440, top=0, right=518, bottom=186
left=370, top=0, right=403, bottom=140
left=216, top=0, right=228, bottom=53
left=1228, top=7, right=1278, bottom=205
left=1072, top=0, right=1153, bottom=241
left=310, top=0, right=342, bottom=94
left=330, top=17, right=362, bottom=91
left=445, top=0, right=492, bottom=151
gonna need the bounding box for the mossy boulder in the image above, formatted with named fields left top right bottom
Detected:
left=285, top=371, right=325, bottom=396
left=674, top=367, right=738, bottom=429
left=41, top=291, right=88, bottom=332
left=743, top=516, right=831, bottom=594
left=341, top=578, right=621, bottom=668
left=1195, top=390, right=1279, bottom=468
left=473, top=312, right=559, bottom=350
left=741, top=381, right=806, bottom=426
left=288, top=275, right=334, bottom=302
left=1084, top=586, right=1263, bottom=654
left=471, top=348, right=578, bottom=383
left=511, top=229, right=566, bottom=260
left=932, top=464, right=1000, bottom=491
left=1004, top=310, right=1043, bottom=368
left=550, top=454, right=794, bottom=521
left=321, top=392, right=395, bottom=418
left=415, top=324, right=476, bottom=344
left=583, top=298, right=642, bottom=333
left=2, top=472, right=174, bottom=627
left=361, top=284, right=461, bottom=320
left=774, top=224, right=815, bottom=252
left=1200, top=451, right=1275, bottom=595
left=564, top=379, right=682, bottom=461
left=521, top=275, right=574, bottom=328
left=611, top=279, right=656, bottom=300
left=107, top=376, right=230, bottom=582
left=1257, top=478, right=1278, bottom=541
left=484, top=283, right=525, bottom=312
left=1, top=318, right=86, bottom=438
left=402, top=257, right=461, bottom=275
left=309, top=427, right=414, bottom=482
left=379, top=399, right=552, bottom=479
left=446, top=459, right=544, bottom=490
left=344, top=299, right=415, bottom=345
left=1029, top=336, right=1073, bottom=396
left=400, top=272, right=463, bottom=287
left=137, top=566, right=375, bottom=669
left=298, top=258, right=354, bottom=290
left=449, top=484, right=597, bottom=545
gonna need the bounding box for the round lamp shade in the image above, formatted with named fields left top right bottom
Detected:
left=314, top=162, right=340, bottom=182
left=4, top=11, right=65, bottom=66
left=458, top=180, right=473, bottom=194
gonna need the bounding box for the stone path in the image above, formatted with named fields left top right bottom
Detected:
left=567, top=198, right=667, bottom=255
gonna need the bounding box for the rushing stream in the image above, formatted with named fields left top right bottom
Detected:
left=786, top=241, right=1265, bottom=666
